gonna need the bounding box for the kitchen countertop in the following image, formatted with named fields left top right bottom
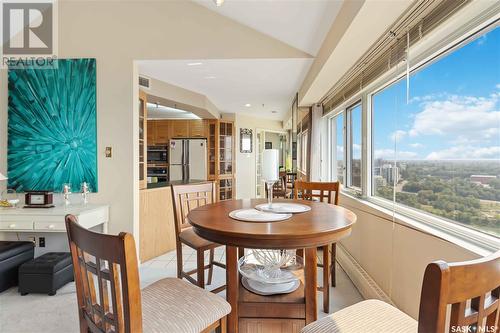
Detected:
left=145, top=179, right=208, bottom=189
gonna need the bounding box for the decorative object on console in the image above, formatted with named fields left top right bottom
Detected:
left=240, top=128, right=253, bottom=153
left=24, top=190, right=54, bottom=208
left=7, top=58, right=97, bottom=192
left=262, top=149, right=279, bottom=208
left=1, top=189, right=20, bottom=208
left=62, top=183, right=71, bottom=206
left=80, top=182, right=90, bottom=205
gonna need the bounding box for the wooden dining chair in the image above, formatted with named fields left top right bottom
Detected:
left=294, top=180, right=340, bottom=313
left=171, top=182, right=226, bottom=293
left=265, top=174, right=291, bottom=198
left=286, top=172, right=297, bottom=190
left=301, top=251, right=500, bottom=333
left=65, top=214, right=230, bottom=333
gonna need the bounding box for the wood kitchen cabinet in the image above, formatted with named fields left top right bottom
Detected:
left=139, top=90, right=147, bottom=189
left=207, top=120, right=217, bottom=179
left=155, top=120, right=170, bottom=143
left=170, top=120, right=189, bottom=138
left=147, top=121, right=155, bottom=144
left=146, top=119, right=235, bottom=199
left=205, top=120, right=235, bottom=200
left=189, top=119, right=206, bottom=138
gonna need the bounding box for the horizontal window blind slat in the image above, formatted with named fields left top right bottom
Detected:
left=323, top=0, right=469, bottom=116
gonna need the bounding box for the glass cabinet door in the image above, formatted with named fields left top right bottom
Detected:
left=219, top=121, right=233, bottom=175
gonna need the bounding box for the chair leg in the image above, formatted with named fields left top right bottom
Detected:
left=197, top=249, right=205, bottom=288
left=331, top=243, right=336, bottom=287
left=322, top=244, right=330, bottom=313
left=176, top=243, right=183, bottom=279
left=207, top=248, right=214, bottom=285
left=296, top=248, right=304, bottom=258
left=219, top=317, right=227, bottom=333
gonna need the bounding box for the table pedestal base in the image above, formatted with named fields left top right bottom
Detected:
left=227, top=246, right=318, bottom=333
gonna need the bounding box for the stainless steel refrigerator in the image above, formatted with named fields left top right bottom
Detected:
left=169, top=139, right=207, bottom=181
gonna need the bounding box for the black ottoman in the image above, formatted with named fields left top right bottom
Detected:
left=0, top=241, right=35, bottom=292
left=18, top=252, right=74, bottom=296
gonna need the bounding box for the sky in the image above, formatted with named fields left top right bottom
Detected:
left=372, top=25, right=500, bottom=161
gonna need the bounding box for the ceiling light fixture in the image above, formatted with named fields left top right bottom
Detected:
left=214, top=0, right=224, bottom=7
left=245, top=103, right=251, bottom=107
left=187, top=62, right=203, bottom=66
left=204, top=76, right=216, bottom=79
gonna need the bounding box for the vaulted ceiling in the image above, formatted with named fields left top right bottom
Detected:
left=138, top=0, right=412, bottom=121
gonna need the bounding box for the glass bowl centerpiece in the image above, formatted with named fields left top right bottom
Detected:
left=238, top=249, right=303, bottom=284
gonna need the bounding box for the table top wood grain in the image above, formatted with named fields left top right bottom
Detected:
left=187, top=198, right=356, bottom=249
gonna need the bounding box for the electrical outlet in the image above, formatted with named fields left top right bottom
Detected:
left=39, top=237, right=45, bottom=247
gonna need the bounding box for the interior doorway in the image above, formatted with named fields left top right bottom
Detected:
left=255, top=129, right=289, bottom=198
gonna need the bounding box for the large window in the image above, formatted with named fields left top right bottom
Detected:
left=371, top=26, right=500, bottom=237
left=329, top=114, right=344, bottom=184
left=348, top=103, right=362, bottom=188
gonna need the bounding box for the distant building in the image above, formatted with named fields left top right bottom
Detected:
left=470, top=175, right=497, bottom=185
left=381, top=164, right=400, bottom=185
left=374, top=175, right=386, bottom=188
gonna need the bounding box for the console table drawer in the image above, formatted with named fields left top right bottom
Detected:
left=34, top=221, right=66, bottom=231
left=0, top=221, right=34, bottom=230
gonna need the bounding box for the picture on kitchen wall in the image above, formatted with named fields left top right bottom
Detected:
left=7, top=58, right=98, bottom=192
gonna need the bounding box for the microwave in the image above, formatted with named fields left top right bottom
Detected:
left=148, top=146, right=167, bottom=162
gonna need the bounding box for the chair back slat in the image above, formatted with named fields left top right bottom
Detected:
left=419, top=251, right=500, bottom=333
left=65, top=215, right=142, bottom=333
left=171, top=182, right=216, bottom=236
left=294, top=181, right=340, bottom=205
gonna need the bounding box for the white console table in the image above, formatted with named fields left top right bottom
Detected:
left=0, top=204, right=109, bottom=233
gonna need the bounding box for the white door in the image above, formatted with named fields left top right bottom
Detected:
left=188, top=139, right=207, bottom=180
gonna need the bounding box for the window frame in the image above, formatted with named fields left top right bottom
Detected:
left=323, top=11, right=500, bottom=252
left=346, top=102, right=362, bottom=190
left=327, top=111, right=345, bottom=184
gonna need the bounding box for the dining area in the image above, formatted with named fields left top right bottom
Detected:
left=64, top=149, right=360, bottom=333
left=60, top=148, right=500, bottom=333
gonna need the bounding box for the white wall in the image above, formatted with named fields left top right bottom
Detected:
left=0, top=1, right=307, bottom=252
left=231, top=114, right=284, bottom=199
left=338, top=194, right=479, bottom=319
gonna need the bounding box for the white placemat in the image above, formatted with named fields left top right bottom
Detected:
left=229, top=209, right=292, bottom=222
left=255, top=202, right=311, bottom=213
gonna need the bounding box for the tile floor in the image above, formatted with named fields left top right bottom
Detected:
left=0, top=246, right=363, bottom=333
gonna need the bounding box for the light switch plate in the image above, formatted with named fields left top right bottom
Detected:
left=105, top=147, right=112, bottom=158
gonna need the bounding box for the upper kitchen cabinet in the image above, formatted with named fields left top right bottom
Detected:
left=155, top=120, right=170, bottom=143
left=170, top=120, right=189, bottom=138
left=189, top=119, right=207, bottom=138
left=147, top=121, right=155, bottom=144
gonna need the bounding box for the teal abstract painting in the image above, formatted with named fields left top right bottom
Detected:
left=8, top=59, right=97, bottom=192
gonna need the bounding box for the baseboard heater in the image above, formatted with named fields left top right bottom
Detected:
left=336, top=243, right=394, bottom=306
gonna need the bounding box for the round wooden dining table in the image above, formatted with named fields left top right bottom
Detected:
left=188, top=198, right=356, bottom=333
